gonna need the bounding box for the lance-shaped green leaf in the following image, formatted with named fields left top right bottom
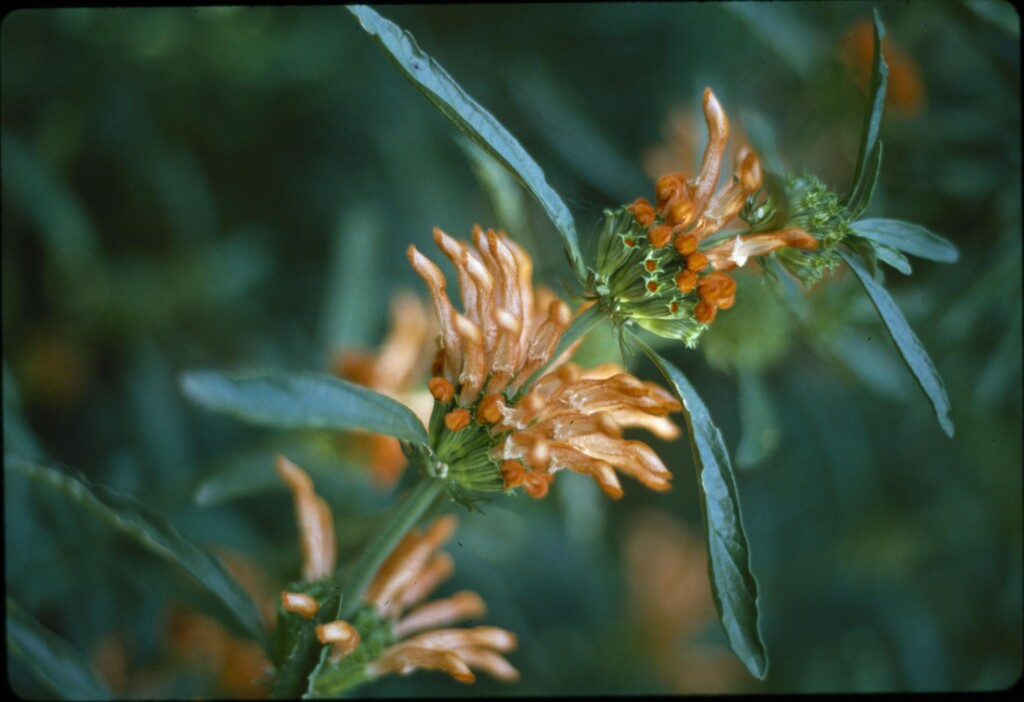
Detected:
left=839, top=250, right=955, bottom=437
left=6, top=457, right=269, bottom=652
left=845, top=9, right=888, bottom=214
left=347, top=5, right=585, bottom=280
left=873, top=243, right=913, bottom=275
left=638, top=343, right=768, bottom=679
left=180, top=369, right=429, bottom=446
left=7, top=597, right=114, bottom=700
left=852, top=219, right=959, bottom=263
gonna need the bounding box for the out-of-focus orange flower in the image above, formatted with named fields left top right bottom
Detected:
left=332, top=290, right=436, bottom=487
left=623, top=509, right=749, bottom=694
left=92, top=551, right=274, bottom=699
left=841, top=18, right=925, bottom=118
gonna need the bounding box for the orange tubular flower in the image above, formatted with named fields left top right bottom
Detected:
left=409, top=228, right=681, bottom=500
left=276, top=454, right=337, bottom=582
left=362, top=515, right=519, bottom=684
left=275, top=458, right=518, bottom=688
left=593, top=87, right=819, bottom=343
left=333, top=291, right=436, bottom=487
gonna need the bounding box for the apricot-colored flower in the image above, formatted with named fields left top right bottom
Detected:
left=276, top=454, right=337, bottom=582
left=623, top=510, right=749, bottom=693
left=359, top=515, right=519, bottom=684
left=332, top=291, right=436, bottom=487
left=276, top=457, right=518, bottom=686
left=409, top=227, right=681, bottom=499
left=595, top=88, right=818, bottom=336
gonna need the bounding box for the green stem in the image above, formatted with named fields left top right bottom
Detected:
left=272, top=477, right=446, bottom=699
left=337, top=477, right=446, bottom=619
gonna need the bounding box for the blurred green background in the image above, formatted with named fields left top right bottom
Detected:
left=3, top=2, right=1020, bottom=696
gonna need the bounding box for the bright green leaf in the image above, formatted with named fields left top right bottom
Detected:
left=853, top=219, right=960, bottom=263
left=5, top=457, right=269, bottom=651
left=180, top=369, right=429, bottom=446
left=347, top=5, right=585, bottom=280
left=839, top=250, right=955, bottom=437
left=639, top=343, right=768, bottom=679
left=7, top=598, right=114, bottom=701
left=845, top=10, right=888, bottom=212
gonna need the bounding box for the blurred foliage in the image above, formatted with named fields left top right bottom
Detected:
left=3, top=2, right=1020, bottom=696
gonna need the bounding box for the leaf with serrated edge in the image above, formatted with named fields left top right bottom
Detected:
left=347, top=5, right=585, bottom=280
left=180, top=369, right=428, bottom=446
left=638, top=343, right=768, bottom=679
left=6, top=458, right=269, bottom=651
left=839, top=250, right=955, bottom=437
left=853, top=219, right=959, bottom=263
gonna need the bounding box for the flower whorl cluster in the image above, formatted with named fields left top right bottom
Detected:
left=409, top=227, right=681, bottom=500
left=592, top=88, right=818, bottom=345
left=276, top=457, right=518, bottom=688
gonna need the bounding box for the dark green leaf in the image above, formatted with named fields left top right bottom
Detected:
left=638, top=343, right=768, bottom=679
left=873, top=243, right=913, bottom=275
left=347, top=5, right=585, bottom=280
left=852, top=219, right=960, bottom=263
left=456, top=136, right=529, bottom=240
left=845, top=10, right=888, bottom=210
left=847, top=140, right=883, bottom=219
left=5, top=457, right=269, bottom=651
left=7, top=598, right=114, bottom=700
left=180, top=369, right=429, bottom=446
left=839, top=250, right=955, bottom=437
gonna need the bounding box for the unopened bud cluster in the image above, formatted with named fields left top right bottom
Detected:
left=770, top=174, right=854, bottom=286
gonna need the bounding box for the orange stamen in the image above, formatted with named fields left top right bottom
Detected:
left=628, top=198, right=656, bottom=227
left=686, top=252, right=709, bottom=273
left=694, top=301, right=717, bottom=324
left=675, top=269, right=697, bottom=293
left=476, top=394, right=505, bottom=424
left=648, top=225, right=672, bottom=249
left=444, top=408, right=472, bottom=432
left=523, top=471, right=554, bottom=499
left=281, top=591, right=319, bottom=619
left=500, top=460, right=526, bottom=489
left=673, top=234, right=698, bottom=256
left=428, top=376, right=456, bottom=403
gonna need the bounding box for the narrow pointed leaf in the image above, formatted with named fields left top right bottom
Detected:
left=852, top=219, right=959, bottom=263
left=873, top=243, right=913, bottom=275
left=638, top=343, right=768, bottom=679
left=845, top=9, right=888, bottom=209
left=6, top=457, right=269, bottom=651
left=7, top=598, right=114, bottom=700
left=180, top=369, right=429, bottom=446
left=347, top=5, right=585, bottom=280
left=846, top=140, right=883, bottom=219
left=839, top=250, right=955, bottom=436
